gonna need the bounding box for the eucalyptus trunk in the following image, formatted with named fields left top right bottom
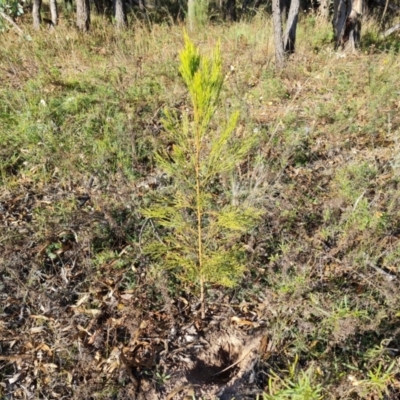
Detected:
left=333, top=0, right=363, bottom=50
left=49, top=0, right=58, bottom=25
left=32, top=0, right=42, bottom=29
left=319, top=0, right=330, bottom=18
left=272, top=0, right=285, bottom=68
left=114, top=0, right=127, bottom=29
left=187, top=0, right=195, bottom=31
left=76, top=0, right=90, bottom=31
left=283, top=0, right=299, bottom=54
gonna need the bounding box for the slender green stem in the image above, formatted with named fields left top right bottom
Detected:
left=195, top=126, right=205, bottom=319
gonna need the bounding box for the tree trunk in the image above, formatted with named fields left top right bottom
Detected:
left=333, top=0, right=363, bottom=50
left=32, top=0, right=42, bottom=29
left=345, top=0, right=363, bottom=50
left=318, top=0, right=330, bottom=18
left=272, top=0, right=285, bottom=68
left=333, top=0, right=350, bottom=48
left=283, top=0, right=299, bottom=53
left=187, top=0, right=195, bottom=31
left=114, top=0, right=127, bottom=28
left=49, top=0, right=58, bottom=25
left=76, top=0, right=90, bottom=31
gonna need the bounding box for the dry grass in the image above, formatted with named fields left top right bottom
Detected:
left=1, top=9, right=400, bottom=399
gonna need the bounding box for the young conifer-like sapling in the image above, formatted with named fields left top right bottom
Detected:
left=142, top=35, right=261, bottom=319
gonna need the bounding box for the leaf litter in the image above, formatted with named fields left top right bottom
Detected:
left=0, top=176, right=274, bottom=400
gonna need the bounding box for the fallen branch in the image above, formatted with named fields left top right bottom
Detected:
left=374, top=0, right=400, bottom=12
left=381, top=23, right=400, bottom=37
left=0, top=11, right=24, bottom=35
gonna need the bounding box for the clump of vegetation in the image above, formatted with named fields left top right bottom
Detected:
left=263, top=355, right=323, bottom=400
left=142, top=34, right=261, bottom=318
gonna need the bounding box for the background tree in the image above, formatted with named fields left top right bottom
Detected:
left=272, top=0, right=300, bottom=67
left=32, top=0, right=41, bottom=29
left=283, top=0, right=299, bottom=53
left=272, top=0, right=285, bottom=68
left=76, top=0, right=90, bottom=31
left=114, top=0, right=127, bottom=28
left=50, top=0, right=58, bottom=25
left=187, top=0, right=209, bottom=31
left=187, top=0, right=195, bottom=30
left=333, top=0, right=363, bottom=50
left=318, top=0, right=330, bottom=19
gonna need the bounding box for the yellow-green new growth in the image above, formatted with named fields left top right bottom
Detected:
left=142, top=34, right=261, bottom=318
left=179, top=34, right=223, bottom=135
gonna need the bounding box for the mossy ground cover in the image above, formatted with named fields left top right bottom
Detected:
left=1, top=10, right=400, bottom=399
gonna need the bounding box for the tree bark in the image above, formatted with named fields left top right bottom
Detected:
left=49, top=0, right=58, bottom=25
left=333, top=0, right=348, bottom=48
left=272, top=0, right=285, bottom=68
left=32, top=0, right=42, bottom=30
left=318, top=0, right=330, bottom=18
left=344, top=0, right=362, bottom=51
left=76, top=0, right=90, bottom=31
left=114, top=0, right=127, bottom=28
left=283, top=0, right=299, bottom=54
left=187, top=0, right=195, bottom=31
left=333, top=0, right=363, bottom=50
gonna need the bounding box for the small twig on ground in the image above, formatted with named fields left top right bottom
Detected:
left=138, top=218, right=164, bottom=254
left=213, top=346, right=254, bottom=376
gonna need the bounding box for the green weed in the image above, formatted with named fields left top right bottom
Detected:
left=263, top=355, right=323, bottom=400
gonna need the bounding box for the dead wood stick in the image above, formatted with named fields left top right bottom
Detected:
left=166, top=384, right=197, bottom=400
left=375, top=0, right=400, bottom=11
left=381, top=23, right=400, bottom=38
left=0, top=11, right=24, bottom=35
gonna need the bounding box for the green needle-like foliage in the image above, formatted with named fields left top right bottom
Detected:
left=142, top=34, right=261, bottom=318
